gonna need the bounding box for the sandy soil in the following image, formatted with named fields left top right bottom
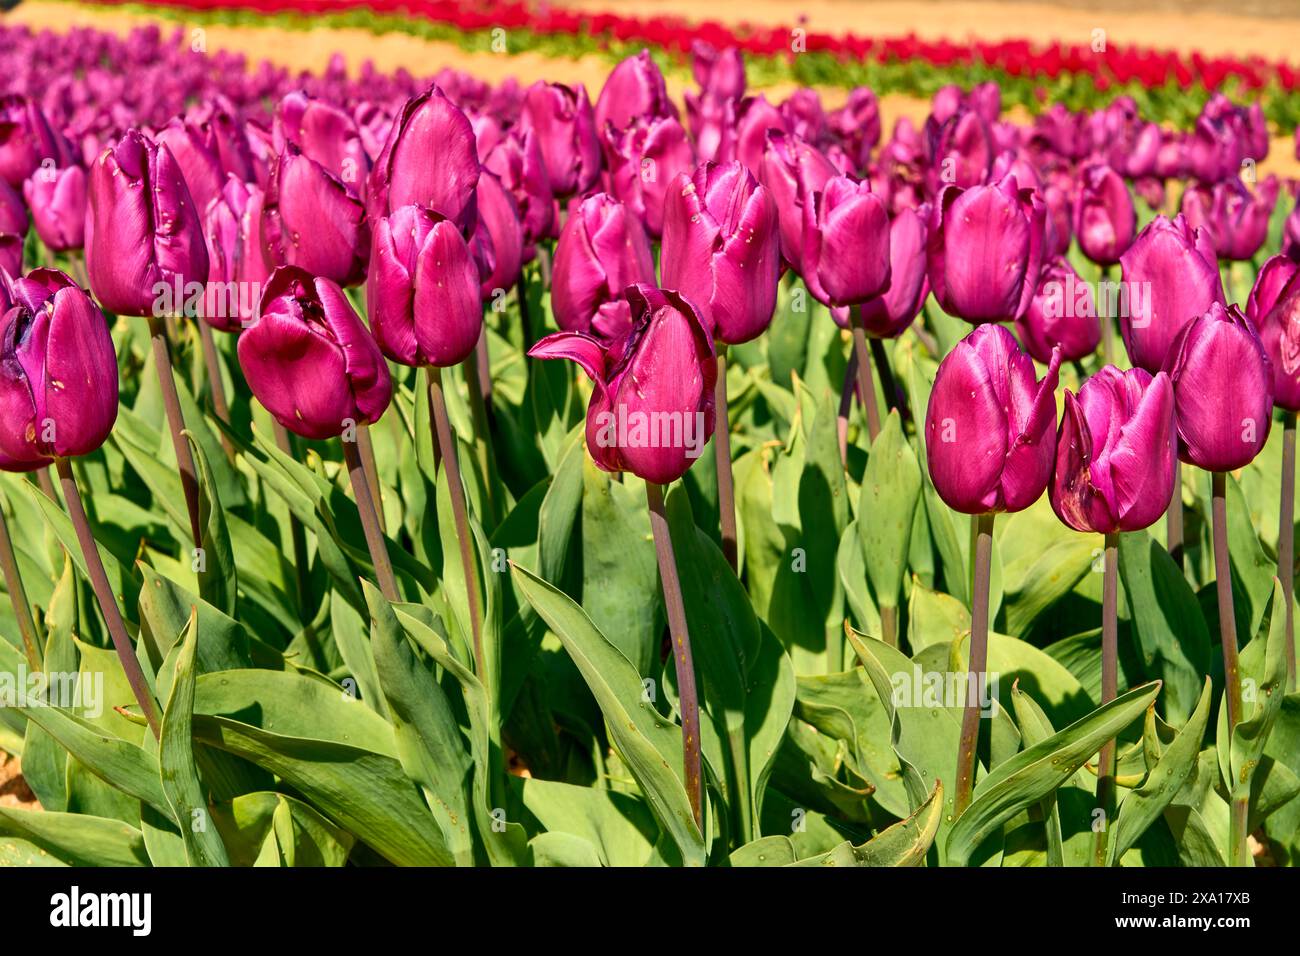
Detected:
left=0, top=752, right=37, bottom=811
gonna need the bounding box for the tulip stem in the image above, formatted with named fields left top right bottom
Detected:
left=428, top=366, right=485, bottom=680
left=37, top=467, right=59, bottom=504
left=1213, top=469, right=1250, bottom=866
left=516, top=275, right=533, bottom=346
left=341, top=438, right=399, bottom=603
left=954, top=511, right=995, bottom=821
left=837, top=348, right=857, bottom=468
left=273, top=422, right=313, bottom=620
left=0, top=501, right=41, bottom=670
left=714, top=343, right=738, bottom=570
left=1094, top=532, right=1120, bottom=866
left=1167, top=459, right=1184, bottom=569
left=869, top=337, right=901, bottom=416
left=1281, top=412, right=1297, bottom=692
left=463, top=334, right=497, bottom=525
left=645, top=481, right=704, bottom=830
left=1100, top=265, right=1115, bottom=366
left=195, top=321, right=235, bottom=462
left=55, top=458, right=160, bottom=738
left=851, top=313, right=881, bottom=443
left=147, top=315, right=203, bottom=550
left=356, top=425, right=386, bottom=535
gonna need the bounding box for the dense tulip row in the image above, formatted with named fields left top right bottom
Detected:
left=0, top=19, right=1298, bottom=869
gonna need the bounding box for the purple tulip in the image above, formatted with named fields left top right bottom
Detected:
left=923, top=108, right=993, bottom=193
left=519, top=81, right=600, bottom=200
left=759, top=130, right=836, bottom=271
left=691, top=41, right=745, bottom=100
left=274, top=90, right=368, bottom=197
left=1163, top=302, right=1272, bottom=472
left=594, top=50, right=676, bottom=132
left=473, top=170, right=524, bottom=299
left=239, top=265, right=392, bottom=440
left=483, top=129, right=555, bottom=251
left=1042, top=177, right=1074, bottom=259
left=551, top=192, right=655, bottom=341
left=1247, top=255, right=1299, bottom=323
left=23, top=164, right=85, bottom=253
left=1050, top=366, right=1177, bottom=534
left=1118, top=214, right=1224, bottom=373
left=86, top=129, right=209, bottom=317
left=154, top=118, right=225, bottom=222
left=0, top=179, right=25, bottom=279
left=927, top=174, right=1045, bottom=324
left=367, top=85, right=480, bottom=234
left=0, top=269, right=117, bottom=468
left=1015, top=257, right=1102, bottom=364
left=601, top=115, right=695, bottom=238
left=925, top=323, right=1061, bottom=514
left=684, top=92, right=737, bottom=165
left=829, top=88, right=882, bottom=173
left=1073, top=162, right=1136, bottom=266
left=367, top=205, right=482, bottom=369
left=1246, top=262, right=1300, bottom=411
left=202, top=175, right=270, bottom=331
left=800, top=175, right=891, bottom=308
left=529, top=284, right=717, bottom=485
left=660, top=161, right=780, bottom=345
left=263, top=146, right=369, bottom=288
left=0, top=96, right=69, bottom=188
left=852, top=205, right=930, bottom=338
left=1181, top=176, right=1279, bottom=262
left=735, top=96, right=788, bottom=176
left=780, top=89, right=829, bottom=147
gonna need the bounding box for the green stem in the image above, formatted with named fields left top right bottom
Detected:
left=1212, top=471, right=1249, bottom=866
left=954, top=511, right=995, bottom=820
left=0, top=501, right=41, bottom=669
left=147, top=314, right=202, bottom=550
left=356, top=424, right=386, bottom=536
left=1281, top=412, right=1296, bottom=692
left=273, top=422, right=313, bottom=620
left=341, top=438, right=398, bottom=602
left=196, top=320, right=235, bottom=462
left=714, top=343, right=738, bottom=571
left=1167, top=459, right=1184, bottom=570
left=1094, top=532, right=1119, bottom=865
left=851, top=310, right=881, bottom=443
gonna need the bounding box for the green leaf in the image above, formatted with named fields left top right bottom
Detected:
left=791, top=779, right=943, bottom=867
left=1010, top=685, right=1066, bottom=868
left=519, top=776, right=658, bottom=867
left=0, top=807, right=148, bottom=866
left=186, top=432, right=237, bottom=616
left=857, top=409, right=921, bottom=615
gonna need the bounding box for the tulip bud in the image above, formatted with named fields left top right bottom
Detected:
left=691, top=41, right=745, bottom=100
left=780, top=89, right=829, bottom=147
left=23, top=164, right=85, bottom=253
left=367, top=85, right=480, bottom=233
left=239, top=265, right=392, bottom=440
left=661, top=161, right=780, bottom=345
left=551, top=192, right=655, bottom=341
left=86, top=129, right=209, bottom=317
left=1050, top=366, right=1176, bottom=533
left=925, top=324, right=1060, bottom=514
left=519, top=81, right=600, bottom=199
left=601, top=115, right=695, bottom=238
left=483, top=129, right=555, bottom=251
left=800, top=175, right=891, bottom=308
left=1073, top=162, right=1136, bottom=265
left=1180, top=176, right=1279, bottom=262
left=684, top=92, right=737, bottom=166
left=1247, top=255, right=1298, bottom=323
left=202, top=175, right=271, bottom=331
left=367, top=205, right=483, bottom=369
left=529, top=284, right=716, bottom=485
left=0, top=269, right=118, bottom=468
left=473, top=170, right=524, bottom=300
left=1163, top=302, right=1272, bottom=471
left=1015, top=257, right=1101, bottom=363
left=927, top=174, right=1045, bottom=324
left=759, top=130, right=836, bottom=272
left=595, top=50, right=676, bottom=132
left=274, top=90, right=369, bottom=196
left=0, top=179, right=25, bottom=279
left=923, top=108, right=993, bottom=193
left=0, top=96, right=69, bottom=188
left=263, top=146, right=369, bottom=288
left=735, top=96, right=788, bottom=176
left=828, top=88, right=881, bottom=173
left=154, top=118, right=225, bottom=222
left=1247, top=264, right=1300, bottom=411
left=852, top=205, right=930, bottom=338
left=1118, top=214, right=1224, bottom=373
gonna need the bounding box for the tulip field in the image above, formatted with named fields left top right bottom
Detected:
left=1, top=2, right=1300, bottom=874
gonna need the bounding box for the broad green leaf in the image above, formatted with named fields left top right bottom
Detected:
left=858, top=410, right=921, bottom=617
left=791, top=779, right=943, bottom=867
left=0, top=807, right=148, bottom=866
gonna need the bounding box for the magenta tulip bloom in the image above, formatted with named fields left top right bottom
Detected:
left=264, top=146, right=369, bottom=288
left=1015, top=257, right=1102, bottom=364
left=925, top=323, right=1061, bottom=515
left=23, top=164, right=86, bottom=253
left=0, top=269, right=117, bottom=468
left=601, top=116, right=695, bottom=238
left=367, top=205, right=482, bottom=368
left=1163, top=303, right=1272, bottom=472
left=691, top=41, right=745, bottom=100
left=367, top=85, right=479, bottom=234
left=0, top=179, right=25, bottom=279
left=483, top=129, right=555, bottom=250
left=1247, top=255, right=1299, bottom=324
left=852, top=205, right=930, bottom=338
left=594, top=50, right=676, bottom=132
left=759, top=130, right=836, bottom=271
left=1119, top=214, right=1224, bottom=373
left=154, top=118, right=225, bottom=222
left=1246, top=263, right=1300, bottom=411
left=1073, top=163, right=1136, bottom=266
left=661, top=161, right=780, bottom=345
left=800, top=175, right=891, bottom=308
left=927, top=174, right=1045, bottom=325
left=0, top=96, right=68, bottom=188
left=735, top=96, right=788, bottom=176
left=923, top=108, right=993, bottom=193
left=519, top=81, right=600, bottom=200
left=274, top=90, right=369, bottom=196
left=239, top=266, right=392, bottom=440
left=473, top=170, right=524, bottom=299
left=1042, top=179, right=1073, bottom=259
left=1181, top=177, right=1279, bottom=262
left=1050, top=366, right=1177, bottom=534
left=202, top=176, right=271, bottom=331
left=529, top=284, right=716, bottom=485
left=684, top=92, right=737, bottom=166
left=86, top=129, right=210, bottom=317
left=551, top=192, right=655, bottom=341
left=828, top=88, right=881, bottom=173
